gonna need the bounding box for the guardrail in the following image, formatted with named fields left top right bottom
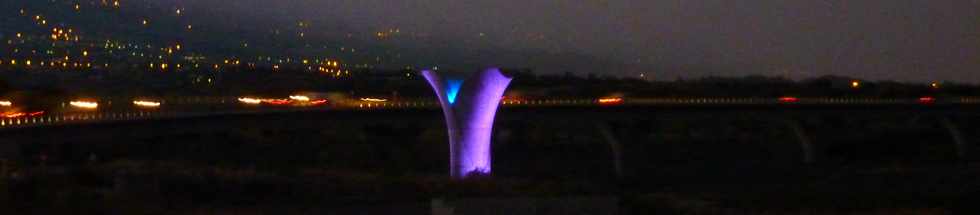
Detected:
left=0, top=97, right=975, bottom=129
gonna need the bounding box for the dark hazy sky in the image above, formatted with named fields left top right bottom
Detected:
left=34, top=1, right=980, bottom=81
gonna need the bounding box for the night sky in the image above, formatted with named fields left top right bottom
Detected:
left=7, top=0, right=980, bottom=82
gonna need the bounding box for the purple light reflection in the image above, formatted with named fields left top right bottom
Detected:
left=422, top=69, right=512, bottom=179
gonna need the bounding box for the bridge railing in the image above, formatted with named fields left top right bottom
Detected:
left=1, top=97, right=977, bottom=129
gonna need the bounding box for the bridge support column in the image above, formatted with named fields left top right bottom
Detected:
left=785, top=119, right=815, bottom=164
left=596, top=122, right=625, bottom=179
left=423, top=69, right=512, bottom=179
left=940, top=116, right=968, bottom=160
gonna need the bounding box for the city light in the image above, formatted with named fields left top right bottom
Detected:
left=0, top=9, right=356, bottom=76
left=851, top=81, right=861, bottom=88
left=919, top=97, right=936, bottom=104
left=70, top=101, right=99, bottom=109
left=133, top=100, right=162, bottom=108
left=0, top=101, right=11, bottom=107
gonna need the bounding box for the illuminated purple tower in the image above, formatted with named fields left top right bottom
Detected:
left=422, top=68, right=512, bottom=179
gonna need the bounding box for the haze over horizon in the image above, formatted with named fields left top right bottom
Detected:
left=3, top=0, right=979, bottom=83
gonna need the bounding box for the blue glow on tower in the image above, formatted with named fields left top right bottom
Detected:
left=446, top=79, right=464, bottom=104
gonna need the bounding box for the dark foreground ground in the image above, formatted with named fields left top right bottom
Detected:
left=0, top=107, right=979, bottom=214
left=2, top=161, right=978, bottom=214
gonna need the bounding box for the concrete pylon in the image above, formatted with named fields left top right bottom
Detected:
left=596, top=122, right=625, bottom=179
left=422, top=69, right=513, bottom=179
left=940, top=116, right=968, bottom=160
left=786, top=119, right=815, bottom=164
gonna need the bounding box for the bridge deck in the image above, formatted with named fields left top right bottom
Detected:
left=1, top=97, right=978, bottom=130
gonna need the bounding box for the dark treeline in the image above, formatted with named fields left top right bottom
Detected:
left=507, top=70, right=977, bottom=99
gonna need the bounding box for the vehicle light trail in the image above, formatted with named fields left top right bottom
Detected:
left=289, top=95, right=311, bottom=101
left=70, top=101, right=99, bottom=109
left=133, top=100, right=162, bottom=108
left=238, top=97, right=262, bottom=104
